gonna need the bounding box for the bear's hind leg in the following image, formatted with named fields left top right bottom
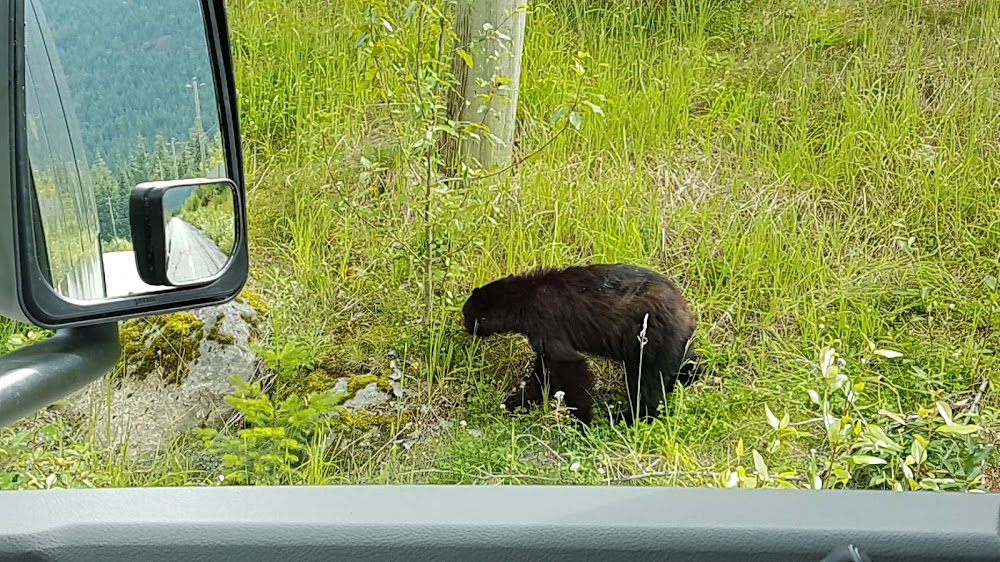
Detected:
left=636, top=339, right=687, bottom=421
left=636, top=365, right=666, bottom=422
left=619, top=352, right=663, bottom=424
left=546, top=359, right=595, bottom=425
left=619, top=345, right=682, bottom=425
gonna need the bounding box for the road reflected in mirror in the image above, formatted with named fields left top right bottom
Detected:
left=23, top=0, right=225, bottom=302
left=162, top=183, right=235, bottom=285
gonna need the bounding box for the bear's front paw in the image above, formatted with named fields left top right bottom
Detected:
left=503, top=390, right=529, bottom=413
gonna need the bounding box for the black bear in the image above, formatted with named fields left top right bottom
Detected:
left=462, top=263, right=700, bottom=425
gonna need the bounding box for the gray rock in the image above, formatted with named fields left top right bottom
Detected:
left=58, top=297, right=266, bottom=455
left=343, top=382, right=390, bottom=410
left=331, top=378, right=350, bottom=394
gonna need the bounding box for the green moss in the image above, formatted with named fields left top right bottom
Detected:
left=273, top=368, right=339, bottom=400
left=238, top=287, right=269, bottom=317
left=236, top=289, right=268, bottom=344
left=206, top=315, right=236, bottom=346
left=240, top=312, right=265, bottom=344
left=336, top=409, right=408, bottom=432
left=272, top=369, right=393, bottom=406
left=375, top=372, right=393, bottom=393
left=347, top=374, right=379, bottom=395
left=118, top=312, right=205, bottom=385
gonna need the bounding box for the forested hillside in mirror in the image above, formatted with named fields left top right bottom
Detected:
left=40, top=0, right=221, bottom=170
left=93, top=124, right=223, bottom=245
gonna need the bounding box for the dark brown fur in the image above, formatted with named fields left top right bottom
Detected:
left=462, top=263, right=700, bottom=425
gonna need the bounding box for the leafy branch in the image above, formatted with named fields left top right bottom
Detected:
left=350, top=0, right=607, bottom=326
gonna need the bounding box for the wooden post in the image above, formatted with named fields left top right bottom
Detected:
left=443, top=0, right=527, bottom=174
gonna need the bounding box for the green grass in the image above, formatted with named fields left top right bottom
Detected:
left=3, top=0, right=1000, bottom=490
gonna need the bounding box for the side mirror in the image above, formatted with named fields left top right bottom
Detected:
left=0, top=0, right=246, bottom=329
left=128, top=178, right=238, bottom=291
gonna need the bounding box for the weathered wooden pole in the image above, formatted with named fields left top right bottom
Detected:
left=443, top=0, right=527, bottom=174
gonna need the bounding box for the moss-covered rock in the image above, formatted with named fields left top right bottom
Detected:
left=273, top=367, right=340, bottom=399
left=269, top=348, right=394, bottom=404
left=336, top=409, right=409, bottom=432
left=60, top=294, right=271, bottom=455
left=117, top=312, right=206, bottom=385
left=346, top=373, right=392, bottom=395
left=207, top=312, right=237, bottom=346
left=236, top=288, right=269, bottom=342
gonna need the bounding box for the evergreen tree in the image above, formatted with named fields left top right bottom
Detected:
left=152, top=135, right=175, bottom=180
left=91, top=156, right=122, bottom=242
left=86, top=127, right=222, bottom=243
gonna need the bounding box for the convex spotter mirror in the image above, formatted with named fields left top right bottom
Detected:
left=129, top=178, right=237, bottom=289
left=0, top=0, right=247, bottom=329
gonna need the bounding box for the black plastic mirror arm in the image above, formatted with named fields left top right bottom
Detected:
left=0, top=322, right=119, bottom=429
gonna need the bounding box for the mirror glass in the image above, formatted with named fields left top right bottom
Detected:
left=162, top=181, right=236, bottom=285
left=23, top=0, right=227, bottom=301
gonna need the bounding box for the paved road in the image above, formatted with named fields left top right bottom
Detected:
left=165, top=217, right=229, bottom=284
left=83, top=218, right=230, bottom=299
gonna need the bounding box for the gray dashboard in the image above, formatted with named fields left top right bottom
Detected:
left=0, top=485, right=997, bottom=561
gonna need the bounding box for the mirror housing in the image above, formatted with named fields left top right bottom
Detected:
left=0, top=0, right=247, bottom=329
left=129, top=178, right=238, bottom=290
